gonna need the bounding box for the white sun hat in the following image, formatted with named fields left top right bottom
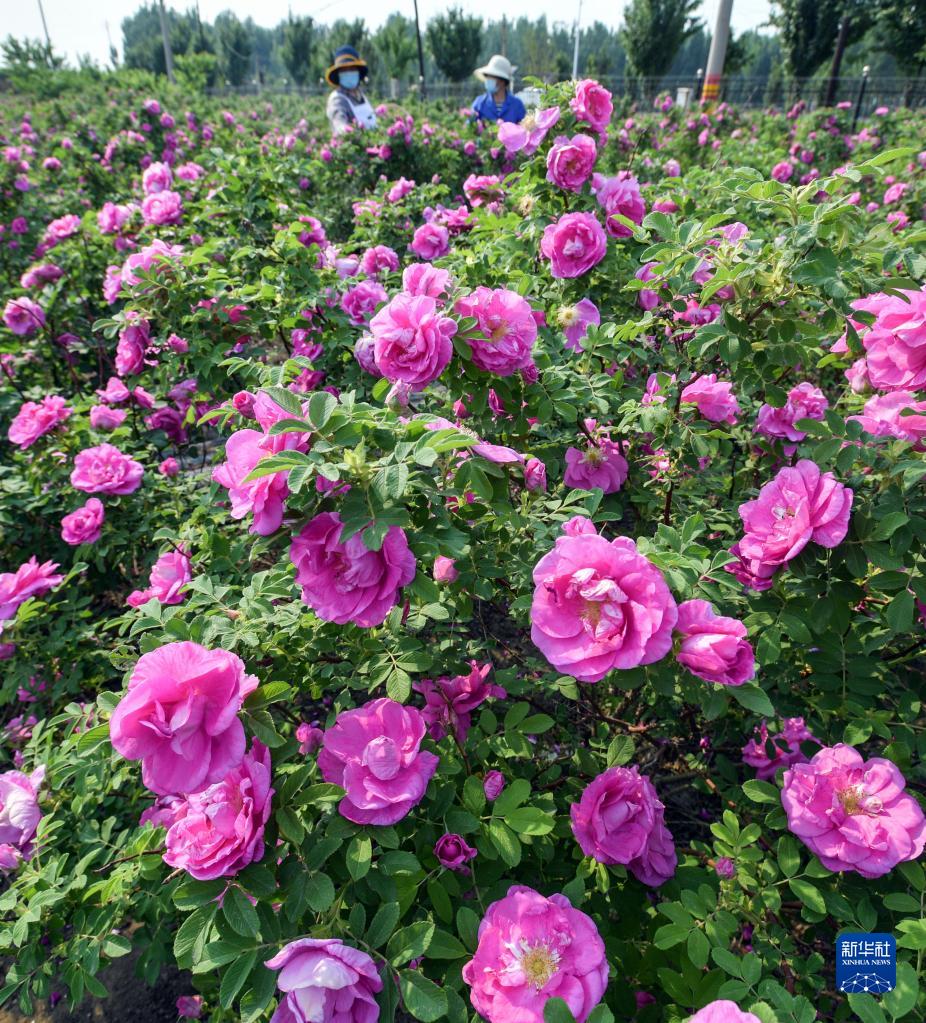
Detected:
left=474, top=54, right=517, bottom=84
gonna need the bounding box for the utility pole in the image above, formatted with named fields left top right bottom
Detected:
left=412, top=0, right=426, bottom=99
left=36, top=0, right=52, bottom=50
left=824, top=14, right=851, bottom=107
left=158, top=0, right=176, bottom=83
left=572, top=0, right=583, bottom=80
left=702, top=0, right=733, bottom=103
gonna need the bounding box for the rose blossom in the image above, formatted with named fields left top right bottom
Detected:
left=7, top=395, right=71, bottom=448
left=462, top=885, right=608, bottom=1023
left=570, top=79, right=613, bottom=134
left=680, top=375, right=740, bottom=424
left=71, top=443, right=144, bottom=495
left=115, top=315, right=150, bottom=376
left=141, top=190, right=183, bottom=226
left=433, top=555, right=458, bottom=583
left=570, top=765, right=677, bottom=886
left=0, top=766, right=45, bottom=871
left=546, top=134, right=597, bottom=193
left=564, top=429, right=629, bottom=494
left=590, top=172, right=646, bottom=238
left=742, top=717, right=817, bottom=780
left=524, top=457, right=547, bottom=492
left=296, top=723, right=323, bottom=755
left=265, top=939, right=382, bottom=1023
left=0, top=557, right=64, bottom=620
left=402, top=261, right=451, bottom=301
left=90, top=405, right=127, bottom=430
left=857, top=287, right=926, bottom=391
left=483, top=770, right=505, bottom=801
left=454, top=287, right=537, bottom=376
left=782, top=744, right=926, bottom=878
left=755, top=381, right=828, bottom=444
left=540, top=212, right=607, bottom=279
left=359, top=244, right=399, bottom=277
left=60, top=498, right=105, bottom=546
left=674, top=600, right=755, bottom=687
left=109, top=641, right=259, bottom=796
left=148, top=549, right=192, bottom=605
left=290, top=512, right=415, bottom=628
left=435, top=832, right=477, bottom=871
left=498, top=106, right=560, bottom=155
left=727, top=460, right=853, bottom=588
left=849, top=390, right=926, bottom=445
left=142, top=161, right=172, bottom=194
left=163, top=740, right=273, bottom=879
left=176, top=996, right=203, bottom=1020
left=410, top=222, right=450, bottom=261
left=560, top=299, right=600, bottom=352
left=3, top=297, right=45, bottom=336
left=318, top=697, right=438, bottom=825
left=688, top=1002, right=763, bottom=1023
left=414, top=661, right=504, bottom=743
left=530, top=516, right=678, bottom=682
left=370, top=293, right=456, bottom=389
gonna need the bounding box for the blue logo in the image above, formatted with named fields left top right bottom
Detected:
left=836, top=933, right=895, bottom=994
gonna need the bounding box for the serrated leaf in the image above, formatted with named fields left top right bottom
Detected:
left=399, top=970, right=447, bottom=1022
left=223, top=887, right=260, bottom=938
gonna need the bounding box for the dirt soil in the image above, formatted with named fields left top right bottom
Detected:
left=0, top=950, right=193, bottom=1023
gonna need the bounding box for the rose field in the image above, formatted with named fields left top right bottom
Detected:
left=2, top=75, right=926, bottom=1023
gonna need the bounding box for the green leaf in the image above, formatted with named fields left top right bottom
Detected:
left=544, top=997, right=579, bottom=1023
left=219, top=950, right=257, bottom=1009
left=347, top=835, right=373, bottom=881
left=174, top=905, right=214, bottom=967
left=606, top=735, right=635, bottom=767
left=456, top=906, right=481, bottom=951
left=886, top=589, right=914, bottom=632
left=518, top=714, right=555, bottom=734
left=788, top=878, right=826, bottom=915
left=882, top=961, right=919, bottom=1019
left=847, top=994, right=888, bottom=1023
left=505, top=806, right=555, bottom=835
left=244, top=682, right=292, bottom=710
left=870, top=511, right=909, bottom=541
left=387, top=921, right=434, bottom=966
left=305, top=873, right=336, bottom=913
left=366, top=903, right=401, bottom=948
left=223, top=887, right=261, bottom=938
left=426, top=928, right=468, bottom=959
left=75, top=722, right=110, bottom=752
left=239, top=966, right=277, bottom=1023
left=486, top=820, right=521, bottom=867
left=399, top=970, right=448, bottom=1022
left=742, top=780, right=780, bottom=804
left=653, top=923, right=690, bottom=949
left=307, top=391, right=336, bottom=429
left=776, top=836, right=801, bottom=878
left=731, top=685, right=775, bottom=717
left=262, top=386, right=303, bottom=417
left=687, top=928, right=710, bottom=969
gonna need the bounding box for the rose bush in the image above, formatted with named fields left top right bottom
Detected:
left=0, top=75, right=925, bottom=1023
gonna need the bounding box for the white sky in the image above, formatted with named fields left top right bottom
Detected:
left=10, top=1, right=773, bottom=67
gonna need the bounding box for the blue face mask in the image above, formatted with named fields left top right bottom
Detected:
left=339, top=70, right=361, bottom=90
left=484, top=77, right=498, bottom=94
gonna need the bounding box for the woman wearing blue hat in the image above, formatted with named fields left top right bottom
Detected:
left=325, top=46, right=378, bottom=135
left=471, top=54, right=525, bottom=124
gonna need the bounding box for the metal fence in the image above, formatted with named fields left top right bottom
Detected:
left=207, top=75, right=926, bottom=115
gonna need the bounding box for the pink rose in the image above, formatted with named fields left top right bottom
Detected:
left=142, top=161, right=172, bottom=194
left=454, top=287, right=537, bottom=376
left=0, top=557, right=64, bottom=620
left=681, top=374, right=740, bottom=424
left=96, top=376, right=130, bottom=404
left=7, top=395, right=71, bottom=448
left=782, top=744, right=926, bottom=878
left=564, top=435, right=628, bottom=494
left=434, top=832, right=477, bottom=871
left=402, top=261, right=451, bottom=301
left=433, top=555, right=459, bottom=584
left=570, top=79, right=613, bottom=134
left=483, top=770, right=505, bottom=801
left=290, top=511, right=415, bottom=628
left=849, top=390, right=926, bottom=444
left=742, top=717, right=817, bottom=781
left=530, top=517, right=678, bottom=682
left=462, top=885, right=608, bottom=1023
left=265, top=939, right=382, bottom=1023
left=360, top=244, right=399, bottom=277
left=728, top=460, right=853, bottom=588
left=341, top=280, right=388, bottom=325
left=97, top=201, right=134, bottom=234
left=175, top=995, right=203, bottom=1019
left=89, top=405, right=127, bottom=430
left=688, top=1002, right=763, bottom=1023
left=148, top=549, right=191, bottom=605
left=755, top=381, right=828, bottom=444
left=674, top=599, right=755, bottom=686
left=560, top=298, right=600, bottom=352
left=370, top=293, right=456, bottom=389
left=115, top=315, right=150, bottom=376
left=0, top=766, right=45, bottom=871
left=771, top=161, right=794, bottom=182
left=120, top=239, right=183, bottom=287
left=296, top=723, right=323, bottom=755
left=590, top=172, right=646, bottom=238
left=3, top=297, right=45, bottom=336
left=60, top=498, right=105, bottom=546
left=71, top=443, right=144, bottom=495
left=858, top=287, right=926, bottom=391
left=410, top=222, right=450, bottom=261
left=43, top=213, right=80, bottom=246
left=109, top=641, right=259, bottom=796
left=540, top=212, right=607, bottom=279
left=159, top=457, right=179, bottom=477
left=524, top=457, right=547, bottom=492
left=570, top=765, right=677, bottom=886
left=141, top=190, right=183, bottom=226
left=212, top=428, right=306, bottom=536
left=546, top=134, right=597, bottom=193
left=318, top=697, right=438, bottom=825
left=498, top=106, right=561, bottom=155
left=163, top=740, right=273, bottom=879
left=414, top=661, right=504, bottom=743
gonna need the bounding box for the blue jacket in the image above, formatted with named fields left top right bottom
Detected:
left=472, top=91, right=526, bottom=124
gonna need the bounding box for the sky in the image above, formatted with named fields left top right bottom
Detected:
left=9, top=0, right=773, bottom=68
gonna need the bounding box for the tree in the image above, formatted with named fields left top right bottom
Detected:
left=619, top=0, right=702, bottom=80
left=770, top=0, right=872, bottom=79
left=281, top=16, right=315, bottom=86
left=1, top=36, right=64, bottom=71
left=374, top=14, right=417, bottom=82
left=427, top=7, right=483, bottom=82
left=215, top=11, right=252, bottom=86
left=870, top=0, right=926, bottom=75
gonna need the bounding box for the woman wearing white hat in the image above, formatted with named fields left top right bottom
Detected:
left=471, top=54, right=526, bottom=124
